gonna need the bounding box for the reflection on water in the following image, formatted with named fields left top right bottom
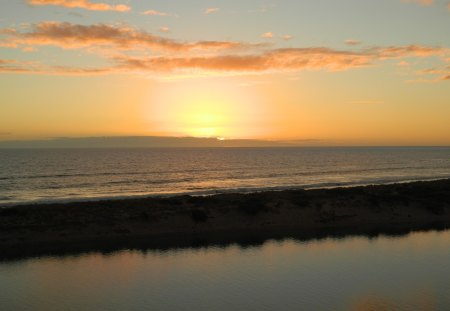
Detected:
left=1, top=230, right=450, bottom=311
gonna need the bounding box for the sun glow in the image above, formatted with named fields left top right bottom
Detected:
left=179, top=101, right=228, bottom=137
left=146, top=79, right=271, bottom=139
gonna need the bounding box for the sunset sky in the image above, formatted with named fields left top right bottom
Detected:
left=1, top=0, right=449, bottom=145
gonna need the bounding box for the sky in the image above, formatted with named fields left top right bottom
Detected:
left=0, top=0, right=449, bottom=145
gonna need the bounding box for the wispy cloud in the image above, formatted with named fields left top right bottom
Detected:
left=114, top=45, right=448, bottom=74
left=376, top=45, right=445, bottom=58
left=0, top=22, right=254, bottom=52
left=0, top=58, right=113, bottom=75
left=204, top=8, right=219, bottom=14
left=402, top=0, right=450, bottom=11
left=141, top=10, right=168, bottom=16
left=27, top=0, right=130, bottom=12
left=2, top=44, right=447, bottom=77
left=261, top=32, right=274, bottom=39
left=248, top=4, right=277, bottom=14
left=0, top=59, right=45, bottom=73
left=281, top=35, right=293, bottom=41
left=1, top=22, right=448, bottom=79
left=401, top=0, right=433, bottom=6
left=347, top=100, right=384, bottom=105
left=345, top=39, right=361, bottom=46
left=0, top=48, right=372, bottom=75
left=114, top=45, right=447, bottom=73
left=113, top=48, right=373, bottom=73
left=416, top=65, right=450, bottom=81
left=159, top=26, right=170, bottom=33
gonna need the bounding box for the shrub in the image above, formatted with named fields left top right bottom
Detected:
left=191, top=209, right=208, bottom=222
left=238, top=196, right=267, bottom=216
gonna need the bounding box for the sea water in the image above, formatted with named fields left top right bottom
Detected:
left=1, top=147, right=450, bottom=205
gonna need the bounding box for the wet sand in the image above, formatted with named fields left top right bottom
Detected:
left=1, top=179, right=450, bottom=260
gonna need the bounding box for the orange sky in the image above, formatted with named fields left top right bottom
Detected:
left=1, top=0, right=449, bottom=145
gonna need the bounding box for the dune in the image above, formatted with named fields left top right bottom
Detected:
left=1, top=179, right=450, bottom=260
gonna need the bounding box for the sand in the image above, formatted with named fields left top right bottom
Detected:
left=1, top=179, right=450, bottom=260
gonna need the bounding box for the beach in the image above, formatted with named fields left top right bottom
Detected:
left=1, top=178, right=449, bottom=260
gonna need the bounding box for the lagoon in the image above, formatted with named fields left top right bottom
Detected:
left=1, top=230, right=450, bottom=310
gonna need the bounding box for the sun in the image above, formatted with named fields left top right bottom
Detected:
left=146, top=79, right=271, bottom=139
left=177, top=101, right=228, bottom=137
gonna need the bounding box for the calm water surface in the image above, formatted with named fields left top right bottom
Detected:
left=1, top=147, right=450, bottom=205
left=1, top=230, right=450, bottom=311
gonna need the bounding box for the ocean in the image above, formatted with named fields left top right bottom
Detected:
left=1, top=147, right=450, bottom=206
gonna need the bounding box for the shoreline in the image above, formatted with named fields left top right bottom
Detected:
left=2, top=175, right=449, bottom=208
left=1, top=178, right=450, bottom=261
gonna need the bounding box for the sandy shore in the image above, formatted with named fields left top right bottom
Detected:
left=1, top=179, right=450, bottom=260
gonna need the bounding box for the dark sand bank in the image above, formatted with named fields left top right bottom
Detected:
left=1, top=179, right=450, bottom=261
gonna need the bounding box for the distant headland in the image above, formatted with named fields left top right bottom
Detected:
left=0, top=136, right=325, bottom=149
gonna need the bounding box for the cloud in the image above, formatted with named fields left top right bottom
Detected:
left=160, top=26, right=170, bottom=33
left=262, top=32, right=274, bottom=39
left=416, top=65, right=450, bottom=81
left=0, top=59, right=44, bottom=73
left=1, top=21, right=447, bottom=79
left=0, top=59, right=26, bottom=71
left=27, top=0, right=130, bottom=12
left=347, top=100, right=384, bottom=105
left=401, top=0, right=433, bottom=5
left=8, top=24, right=443, bottom=63
left=2, top=44, right=447, bottom=77
left=281, top=35, right=293, bottom=41
left=104, top=45, right=448, bottom=75
left=0, top=22, right=252, bottom=52
left=50, top=65, right=113, bottom=75
left=113, top=48, right=374, bottom=72
left=0, top=58, right=114, bottom=75
left=2, top=47, right=374, bottom=75
left=345, top=39, right=361, bottom=46
left=375, top=45, right=446, bottom=58
left=141, top=10, right=168, bottom=16
left=403, top=0, right=450, bottom=10
left=204, top=8, right=219, bottom=14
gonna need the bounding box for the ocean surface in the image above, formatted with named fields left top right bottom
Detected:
left=1, top=147, right=450, bottom=206
left=1, top=230, right=450, bottom=310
